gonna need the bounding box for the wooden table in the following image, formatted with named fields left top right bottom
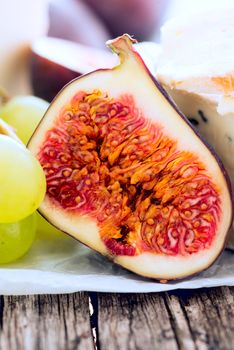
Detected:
left=0, top=287, right=233, bottom=349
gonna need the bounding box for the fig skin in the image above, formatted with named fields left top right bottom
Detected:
left=48, top=0, right=111, bottom=49
left=28, top=35, right=233, bottom=280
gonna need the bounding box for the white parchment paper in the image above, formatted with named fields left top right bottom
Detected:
left=0, top=236, right=233, bottom=295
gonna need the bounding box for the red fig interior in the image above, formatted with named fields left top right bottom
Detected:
left=28, top=35, right=232, bottom=280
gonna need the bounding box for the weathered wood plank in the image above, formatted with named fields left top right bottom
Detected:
left=0, top=293, right=94, bottom=350
left=97, top=293, right=179, bottom=350
left=0, top=287, right=234, bottom=350
left=97, top=287, right=234, bottom=350
left=167, top=287, right=234, bottom=350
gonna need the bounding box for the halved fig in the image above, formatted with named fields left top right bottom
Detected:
left=30, top=37, right=118, bottom=102
left=28, top=35, right=233, bottom=280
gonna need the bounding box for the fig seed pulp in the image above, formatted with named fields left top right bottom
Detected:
left=38, top=90, right=221, bottom=257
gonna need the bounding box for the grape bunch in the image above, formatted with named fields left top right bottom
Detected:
left=0, top=95, right=63, bottom=264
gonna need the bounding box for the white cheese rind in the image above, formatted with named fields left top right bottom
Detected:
left=158, top=7, right=234, bottom=95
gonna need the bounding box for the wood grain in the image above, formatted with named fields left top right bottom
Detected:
left=0, top=293, right=94, bottom=350
left=97, top=292, right=179, bottom=350
left=167, top=287, right=234, bottom=350
left=97, top=287, right=234, bottom=350
left=0, top=288, right=234, bottom=350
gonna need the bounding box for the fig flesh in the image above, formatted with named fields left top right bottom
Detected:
left=28, top=35, right=232, bottom=280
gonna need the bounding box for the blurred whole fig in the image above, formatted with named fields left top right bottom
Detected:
left=84, top=0, right=168, bottom=40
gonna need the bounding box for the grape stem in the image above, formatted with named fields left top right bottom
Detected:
left=0, top=87, right=10, bottom=104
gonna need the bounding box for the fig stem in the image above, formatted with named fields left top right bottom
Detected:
left=0, top=86, right=10, bottom=104
left=106, top=34, right=137, bottom=64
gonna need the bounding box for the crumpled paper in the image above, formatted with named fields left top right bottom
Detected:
left=0, top=236, right=234, bottom=295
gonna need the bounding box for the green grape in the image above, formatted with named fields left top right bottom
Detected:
left=36, top=212, right=65, bottom=240
left=0, top=96, right=49, bottom=144
left=0, top=213, right=36, bottom=264
left=0, top=135, right=46, bottom=223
